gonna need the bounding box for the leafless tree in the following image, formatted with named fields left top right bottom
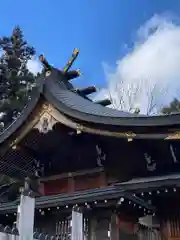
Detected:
left=107, top=78, right=167, bottom=115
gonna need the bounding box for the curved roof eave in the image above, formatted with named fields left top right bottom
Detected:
left=0, top=76, right=44, bottom=145
left=1, top=66, right=180, bottom=146
left=44, top=73, right=180, bottom=127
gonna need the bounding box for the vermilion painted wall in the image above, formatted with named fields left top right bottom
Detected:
left=74, top=173, right=106, bottom=191
left=44, top=178, right=69, bottom=195
left=43, top=172, right=107, bottom=196
left=117, top=214, right=138, bottom=234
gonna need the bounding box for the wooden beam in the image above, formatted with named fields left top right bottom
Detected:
left=40, top=167, right=104, bottom=182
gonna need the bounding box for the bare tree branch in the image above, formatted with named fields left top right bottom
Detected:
left=108, top=78, right=167, bottom=115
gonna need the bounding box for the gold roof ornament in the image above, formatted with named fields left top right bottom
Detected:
left=134, top=107, right=140, bottom=114
left=165, top=131, right=180, bottom=140
left=63, top=48, right=80, bottom=73
left=76, top=128, right=81, bottom=135
left=76, top=124, right=83, bottom=135
left=127, top=138, right=133, bottom=142
left=73, top=48, right=79, bottom=55
left=125, top=132, right=136, bottom=138
left=39, top=49, right=80, bottom=80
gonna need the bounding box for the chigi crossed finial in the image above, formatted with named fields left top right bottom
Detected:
left=39, top=48, right=81, bottom=81
left=38, top=49, right=111, bottom=106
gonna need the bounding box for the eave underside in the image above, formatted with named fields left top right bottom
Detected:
left=0, top=85, right=180, bottom=182
left=1, top=112, right=180, bottom=180
left=0, top=173, right=180, bottom=213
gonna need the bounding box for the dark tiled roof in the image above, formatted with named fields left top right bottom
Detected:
left=44, top=69, right=180, bottom=127
left=0, top=173, right=179, bottom=213
left=115, top=173, right=180, bottom=190
left=45, top=80, right=133, bottom=117
left=0, top=66, right=180, bottom=149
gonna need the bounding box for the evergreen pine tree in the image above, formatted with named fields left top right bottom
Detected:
left=161, top=98, right=180, bottom=115
left=0, top=26, right=37, bottom=128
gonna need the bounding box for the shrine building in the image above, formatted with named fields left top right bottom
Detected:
left=0, top=49, right=180, bottom=239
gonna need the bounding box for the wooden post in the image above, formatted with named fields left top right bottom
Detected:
left=16, top=179, right=35, bottom=240
left=89, top=217, right=97, bottom=240
left=110, top=214, right=119, bottom=240
left=72, top=207, right=83, bottom=240
left=68, top=174, right=75, bottom=192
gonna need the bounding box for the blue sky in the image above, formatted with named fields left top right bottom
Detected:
left=1, top=0, right=180, bottom=114
left=0, top=0, right=178, bottom=85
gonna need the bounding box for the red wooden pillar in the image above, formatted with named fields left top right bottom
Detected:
left=68, top=173, right=75, bottom=192
left=110, top=214, right=119, bottom=240
left=38, top=182, right=45, bottom=195
left=99, top=171, right=107, bottom=187
left=161, top=218, right=180, bottom=240
left=116, top=214, right=138, bottom=239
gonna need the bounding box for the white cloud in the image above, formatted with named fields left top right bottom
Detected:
left=27, top=57, right=42, bottom=75
left=96, top=14, right=180, bottom=115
